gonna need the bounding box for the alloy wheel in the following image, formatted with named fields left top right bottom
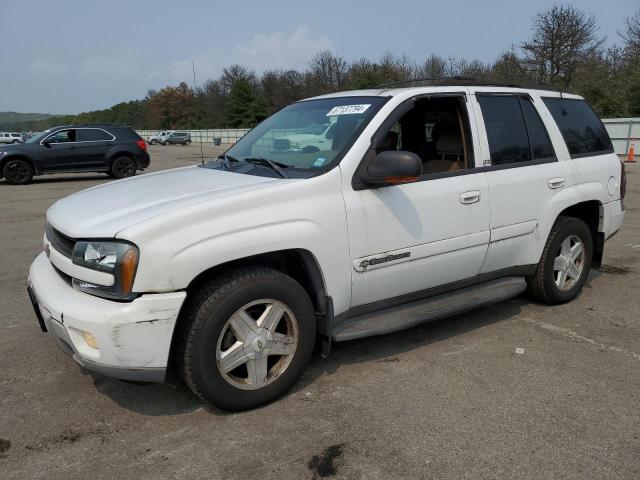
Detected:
left=553, top=235, right=585, bottom=291
left=216, top=299, right=298, bottom=390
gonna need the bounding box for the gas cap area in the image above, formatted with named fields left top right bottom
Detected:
left=607, top=176, right=619, bottom=196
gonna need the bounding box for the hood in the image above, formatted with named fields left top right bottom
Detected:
left=47, top=166, right=290, bottom=238
left=0, top=142, right=35, bottom=155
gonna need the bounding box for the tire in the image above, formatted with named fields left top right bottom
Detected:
left=3, top=159, right=34, bottom=185
left=184, top=140, right=191, bottom=146
left=527, top=216, right=593, bottom=304
left=150, top=139, right=157, bottom=145
left=12, top=140, right=20, bottom=144
left=177, top=267, right=316, bottom=411
left=110, top=156, right=137, bottom=179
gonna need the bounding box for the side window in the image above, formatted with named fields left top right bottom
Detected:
left=520, top=98, right=555, bottom=160
left=78, top=129, right=113, bottom=141
left=46, top=129, right=76, bottom=143
left=375, top=96, right=474, bottom=175
left=477, top=95, right=531, bottom=165
left=542, top=98, right=613, bottom=157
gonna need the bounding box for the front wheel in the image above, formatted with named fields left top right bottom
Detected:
left=110, top=157, right=137, bottom=179
left=177, top=267, right=316, bottom=410
left=3, top=159, right=34, bottom=185
left=527, top=216, right=593, bottom=304
left=150, top=139, right=157, bottom=145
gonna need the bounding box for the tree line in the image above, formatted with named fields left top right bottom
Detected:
left=8, top=6, right=640, bottom=132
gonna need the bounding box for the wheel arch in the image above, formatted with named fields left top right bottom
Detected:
left=0, top=154, right=38, bottom=178
left=556, top=199, right=604, bottom=268
left=166, top=249, right=332, bottom=378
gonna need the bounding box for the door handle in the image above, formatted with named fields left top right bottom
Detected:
left=548, top=177, right=565, bottom=189
left=459, top=190, right=481, bottom=204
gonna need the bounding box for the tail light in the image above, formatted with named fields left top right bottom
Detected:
left=136, top=139, right=147, bottom=152
left=620, top=160, right=626, bottom=200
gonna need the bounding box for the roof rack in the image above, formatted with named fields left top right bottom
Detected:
left=375, top=77, right=568, bottom=93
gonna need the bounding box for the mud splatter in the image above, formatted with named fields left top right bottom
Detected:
left=308, top=444, right=345, bottom=478
left=0, top=438, right=10, bottom=458
left=378, top=357, right=401, bottom=363
left=600, top=265, right=632, bottom=275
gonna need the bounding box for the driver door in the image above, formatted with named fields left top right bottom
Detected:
left=342, top=95, right=491, bottom=308
left=40, top=129, right=83, bottom=172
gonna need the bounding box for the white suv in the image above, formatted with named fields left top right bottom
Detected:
left=27, top=82, right=625, bottom=410
left=147, top=130, right=175, bottom=145
left=0, top=132, right=23, bottom=144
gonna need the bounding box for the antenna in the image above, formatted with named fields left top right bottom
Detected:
left=200, top=139, right=205, bottom=166
left=192, top=61, right=197, bottom=91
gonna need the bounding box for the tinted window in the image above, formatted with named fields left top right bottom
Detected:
left=477, top=95, right=530, bottom=164
left=46, top=129, right=76, bottom=143
left=79, top=128, right=113, bottom=141
left=520, top=98, right=554, bottom=159
left=542, top=98, right=613, bottom=157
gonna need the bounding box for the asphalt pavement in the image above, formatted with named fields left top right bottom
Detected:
left=1, top=146, right=639, bottom=479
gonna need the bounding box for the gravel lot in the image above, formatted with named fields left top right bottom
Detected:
left=1, top=146, right=639, bottom=479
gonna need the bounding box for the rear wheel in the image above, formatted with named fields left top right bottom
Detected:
left=177, top=267, right=316, bottom=410
left=527, top=216, right=593, bottom=304
left=110, top=157, right=137, bottom=179
left=3, top=159, right=34, bottom=185
left=150, top=139, right=157, bottom=145
left=184, top=140, right=191, bottom=146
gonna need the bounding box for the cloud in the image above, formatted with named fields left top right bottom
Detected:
left=169, top=25, right=332, bottom=85
left=231, top=25, right=332, bottom=71
left=31, top=59, right=67, bottom=76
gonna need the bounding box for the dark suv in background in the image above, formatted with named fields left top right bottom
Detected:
left=0, top=124, right=150, bottom=185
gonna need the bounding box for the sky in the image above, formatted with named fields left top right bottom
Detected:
left=1, top=0, right=637, bottom=114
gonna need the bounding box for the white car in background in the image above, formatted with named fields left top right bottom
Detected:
left=147, top=130, right=175, bottom=145
left=273, top=119, right=336, bottom=153
left=0, top=132, right=23, bottom=144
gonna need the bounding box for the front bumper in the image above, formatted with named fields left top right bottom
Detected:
left=28, top=252, right=186, bottom=382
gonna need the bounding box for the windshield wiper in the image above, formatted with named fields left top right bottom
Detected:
left=243, top=157, right=290, bottom=179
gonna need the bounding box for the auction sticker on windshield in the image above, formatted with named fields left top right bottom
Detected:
left=326, top=104, right=371, bottom=116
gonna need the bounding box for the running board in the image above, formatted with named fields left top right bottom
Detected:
left=333, top=276, right=527, bottom=342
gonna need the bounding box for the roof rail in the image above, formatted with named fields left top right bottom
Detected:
left=374, top=77, right=568, bottom=93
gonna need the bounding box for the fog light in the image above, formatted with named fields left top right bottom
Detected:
left=82, top=331, right=98, bottom=349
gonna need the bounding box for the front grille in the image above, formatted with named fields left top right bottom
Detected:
left=46, top=223, right=76, bottom=259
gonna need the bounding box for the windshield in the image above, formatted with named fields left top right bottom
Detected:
left=223, top=96, right=386, bottom=172
left=26, top=130, right=52, bottom=144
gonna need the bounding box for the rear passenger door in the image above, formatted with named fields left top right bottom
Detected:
left=471, top=92, right=573, bottom=273
left=76, top=128, right=115, bottom=169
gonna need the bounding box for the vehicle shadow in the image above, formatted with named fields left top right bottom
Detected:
left=296, top=296, right=527, bottom=387
left=90, top=295, right=528, bottom=416
left=0, top=175, right=112, bottom=185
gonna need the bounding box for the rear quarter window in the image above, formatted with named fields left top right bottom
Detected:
left=542, top=98, right=613, bottom=158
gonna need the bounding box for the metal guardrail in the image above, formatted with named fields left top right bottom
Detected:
left=602, top=118, right=640, bottom=156
left=137, top=118, right=640, bottom=155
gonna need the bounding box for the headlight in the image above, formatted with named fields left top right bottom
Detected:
left=72, top=241, right=139, bottom=300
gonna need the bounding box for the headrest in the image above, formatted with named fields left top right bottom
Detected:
left=378, top=131, right=399, bottom=151
left=436, top=130, right=463, bottom=155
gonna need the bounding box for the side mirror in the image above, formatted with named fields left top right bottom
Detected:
left=360, top=150, right=423, bottom=187
left=42, top=137, right=53, bottom=145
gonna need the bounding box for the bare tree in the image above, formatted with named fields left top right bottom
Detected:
left=620, top=10, right=640, bottom=56
left=308, top=51, right=348, bottom=92
left=416, top=54, right=447, bottom=80
left=520, top=5, right=605, bottom=87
